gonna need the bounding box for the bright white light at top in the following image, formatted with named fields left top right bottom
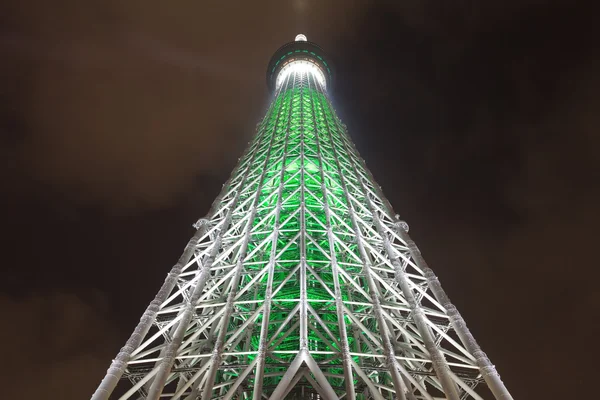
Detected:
left=276, top=60, right=326, bottom=89
left=295, top=34, right=307, bottom=42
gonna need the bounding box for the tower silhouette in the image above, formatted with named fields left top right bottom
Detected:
left=93, top=35, right=512, bottom=400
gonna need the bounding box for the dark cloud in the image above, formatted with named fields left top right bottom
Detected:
left=0, top=293, right=118, bottom=399
left=0, top=0, right=366, bottom=211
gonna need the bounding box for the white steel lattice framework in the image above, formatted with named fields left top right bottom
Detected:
left=93, top=35, right=513, bottom=400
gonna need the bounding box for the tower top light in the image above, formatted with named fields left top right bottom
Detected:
left=266, top=36, right=332, bottom=92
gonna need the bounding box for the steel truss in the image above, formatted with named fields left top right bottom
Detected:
left=93, top=58, right=512, bottom=400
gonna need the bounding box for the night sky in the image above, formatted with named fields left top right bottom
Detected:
left=1, top=1, right=599, bottom=398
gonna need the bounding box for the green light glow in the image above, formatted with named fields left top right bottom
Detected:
left=215, top=73, right=377, bottom=396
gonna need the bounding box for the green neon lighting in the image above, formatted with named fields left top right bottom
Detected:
left=217, top=71, right=379, bottom=397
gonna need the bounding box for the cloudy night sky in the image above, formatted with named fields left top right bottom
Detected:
left=1, top=0, right=599, bottom=398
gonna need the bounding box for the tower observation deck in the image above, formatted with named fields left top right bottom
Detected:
left=93, top=34, right=512, bottom=400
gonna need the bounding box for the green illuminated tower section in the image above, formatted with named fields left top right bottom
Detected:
left=93, top=34, right=512, bottom=400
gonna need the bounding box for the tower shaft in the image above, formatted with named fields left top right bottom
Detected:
left=93, top=36, right=512, bottom=400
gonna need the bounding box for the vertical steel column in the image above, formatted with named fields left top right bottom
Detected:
left=307, top=73, right=356, bottom=400
left=91, top=222, right=209, bottom=400
left=298, top=72, right=309, bottom=353
left=334, top=125, right=461, bottom=399
left=394, top=227, right=513, bottom=400
left=199, top=86, right=289, bottom=399
left=145, top=257, right=215, bottom=399
left=363, top=187, right=460, bottom=398
left=143, top=84, right=286, bottom=400
left=252, top=70, right=296, bottom=400
left=143, top=142, right=272, bottom=399
left=317, top=90, right=408, bottom=400
left=295, top=71, right=339, bottom=400
left=92, top=86, right=279, bottom=400
left=336, top=114, right=512, bottom=400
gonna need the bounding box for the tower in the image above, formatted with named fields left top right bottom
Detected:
left=93, top=35, right=512, bottom=400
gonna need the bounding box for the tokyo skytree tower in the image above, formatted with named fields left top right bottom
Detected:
left=93, top=34, right=512, bottom=400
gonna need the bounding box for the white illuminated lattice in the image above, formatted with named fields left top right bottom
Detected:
left=295, top=33, right=307, bottom=42
left=92, top=35, right=513, bottom=400
left=276, top=60, right=326, bottom=89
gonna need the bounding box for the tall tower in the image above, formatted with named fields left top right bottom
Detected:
left=93, top=35, right=512, bottom=400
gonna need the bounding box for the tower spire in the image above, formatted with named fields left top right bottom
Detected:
left=93, top=35, right=512, bottom=400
